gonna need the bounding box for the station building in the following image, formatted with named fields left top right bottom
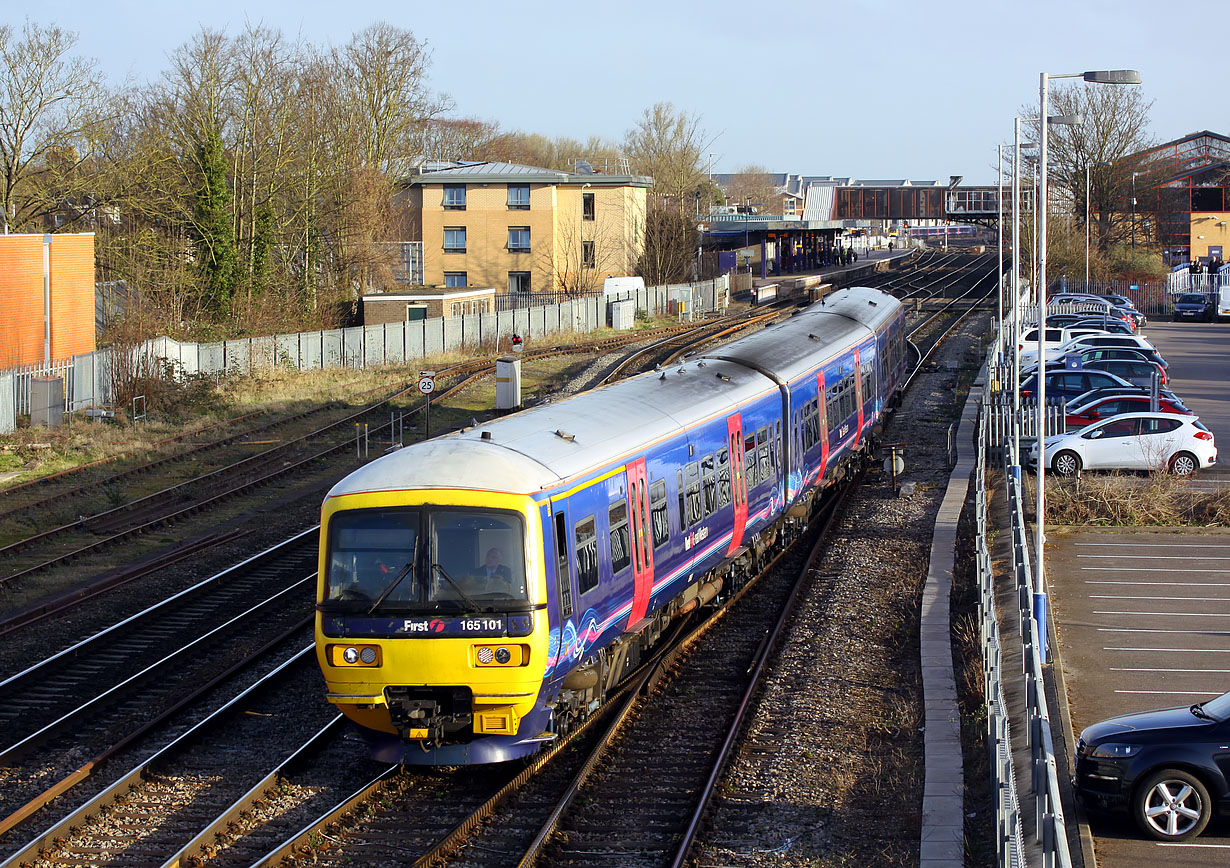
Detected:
left=1127, top=131, right=1230, bottom=265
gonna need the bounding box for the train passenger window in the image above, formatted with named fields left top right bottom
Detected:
left=649, top=479, right=670, bottom=548
left=773, top=421, right=781, bottom=475
left=744, top=433, right=758, bottom=489
left=862, top=360, right=875, bottom=403
left=554, top=511, right=573, bottom=618
left=676, top=469, right=686, bottom=530
left=684, top=461, right=703, bottom=526
left=608, top=500, right=631, bottom=575
left=701, top=454, right=717, bottom=516
left=756, top=427, right=770, bottom=483
left=716, top=448, right=730, bottom=507
left=630, top=481, right=646, bottom=573
left=575, top=516, right=599, bottom=595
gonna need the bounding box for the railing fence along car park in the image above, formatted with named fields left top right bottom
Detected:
left=976, top=342, right=1075, bottom=868
left=0, top=275, right=730, bottom=434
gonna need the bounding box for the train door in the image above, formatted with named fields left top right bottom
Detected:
left=624, top=457, right=655, bottom=631
left=853, top=348, right=865, bottom=436
left=816, top=371, right=830, bottom=478
left=726, top=414, right=748, bottom=556
left=548, top=499, right=578, bottom=679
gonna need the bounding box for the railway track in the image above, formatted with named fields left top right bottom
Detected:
left=0, top=530, right=319, bottom=844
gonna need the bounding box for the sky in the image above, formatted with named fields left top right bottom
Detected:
left=13, top=0, right=1221, bottom=186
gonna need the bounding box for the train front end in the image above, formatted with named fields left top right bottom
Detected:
left=315, top=481, right=552, bottom=765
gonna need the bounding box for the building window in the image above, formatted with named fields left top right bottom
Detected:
left=444, top=272, right=467, bottom=287
left=443, top=185, right=466, bottom=210
left=508, top=226, right=531, bottom=253
left=583, top=191, right=595, bottom=221
left=406, top=303, right=428, bottom=322
left=508, top=185, right=530, bottom=209
left=509, top=271, right=531, bottom=294
left=582, top=240, right=595, bottom=267
left=443, top=227, right=466, bottom=254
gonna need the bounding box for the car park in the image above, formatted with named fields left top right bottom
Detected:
left=1073, top=690, right=1230, bottom=841
left=1019, top=326, right=1118, bottom=356
left=1064, top=385, right=1183, bottom=410
left=1028, top=411, right=1216, bottom=476
left=1065, top=394, right=1190, bottom=427
left=1173, top=292, right=1215, bottom=321
left=1019, top=369, right=1136, bottom=402
left=1023, top=333, right=1158, bottom=365
left=1069, top=346, right=1167, bottom=369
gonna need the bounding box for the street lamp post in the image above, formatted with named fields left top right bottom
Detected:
left=997, top=144, right=1004, bottom=365
left=1132, top=171, right=1139, bottom=249
left=1036, top=68, right=1141, bottom=662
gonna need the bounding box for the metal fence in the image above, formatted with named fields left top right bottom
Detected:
left=0, top=275, right=729, bottom=430
left=974, top=391, right=1026, bottom=868
left=979, top=343, right=1075, bottom=867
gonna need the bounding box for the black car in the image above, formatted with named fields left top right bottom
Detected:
left=1173, top=293, right=1215, bottom=322
left=1074, top=691, right=1230, bottom=841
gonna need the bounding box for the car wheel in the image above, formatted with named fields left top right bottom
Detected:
left=1052, top=450, right=1081, bottom=477
left=1170, top=452, right=1199, bottom=476
left=1133, top=768, right=1211, bottom=842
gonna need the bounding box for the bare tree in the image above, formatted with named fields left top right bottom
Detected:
left=1023, top=84, right=1154, bottom=254
left=0, top=21, right=112, bottom=233
left=722, top=163, right=778, bottom=213
left=623, top=102, right=707, bottom=212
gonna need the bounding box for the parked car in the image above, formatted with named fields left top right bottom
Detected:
left=1023, top=333, right=1158, bottom=365
left=1083, top=358, right=1168, bottom=387
left=1018, top=326, right=1119, bottom=356
left=1065, top=394, right=1190, bottom=427
left=1073, top=691, right=1230, bottom=841
left=1099, top=292, right=1138, bottom=311
left=1064, top=386, right=1183, bottom=410
left=1028, top=411, right=1216, bottom=476
left=1069, top=316, right=1136, bottom=334
left=1071, top=347, right=1167, bottom=369
left=1019, top=369, right=1135, bottom=403
left=1173, top=292, right=1215, bottom=322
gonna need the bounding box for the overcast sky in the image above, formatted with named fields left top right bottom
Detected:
left=15, top=0, right=1219, bottom=185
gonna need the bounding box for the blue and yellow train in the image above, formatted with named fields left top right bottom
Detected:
left=315, top=287, right=907, bottom=764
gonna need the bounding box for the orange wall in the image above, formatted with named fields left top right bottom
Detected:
left=0, top=234, right=95, bottom=368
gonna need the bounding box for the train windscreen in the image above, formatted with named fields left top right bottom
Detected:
left=324, top=507, right=527, bottom=611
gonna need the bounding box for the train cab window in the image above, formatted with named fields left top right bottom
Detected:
left=744, top=433, right=758, bottom=489
left=649, top=479, right=670, bottom=548
left=756, top=427, right=771, bottom=483
left=608, top=500, right=631, bottom=575
left=701, top=454, right=717, bottom=517
left=716, top=448, right=731, bottom=507
left=684, top=461, right=703, bottom=526
left=574, top=516, right=599, bottom=595
left=554, top=511, right=573, bottom=618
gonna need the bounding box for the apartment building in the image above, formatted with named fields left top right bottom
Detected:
left=395, top=160, right=652, bottom=296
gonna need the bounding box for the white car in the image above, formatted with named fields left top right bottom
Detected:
left=1021, top=333, right=1157, bottom=366
left=1028, top=412, right=1217, bottom=477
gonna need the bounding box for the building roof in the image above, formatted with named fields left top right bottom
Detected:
left=400, top=160, right=653, bottom=188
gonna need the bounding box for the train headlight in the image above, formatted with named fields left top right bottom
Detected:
left=328, top=644, right=382, bottom=667
left=473, top=644, right=528, bottom=666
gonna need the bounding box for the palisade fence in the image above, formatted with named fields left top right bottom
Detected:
left=977, top=342, right=1074, bottom=868
left=0, top=276, right=729, bottom=433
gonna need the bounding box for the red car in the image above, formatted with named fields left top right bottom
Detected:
left=1066, top=394, right=1192, bottom=428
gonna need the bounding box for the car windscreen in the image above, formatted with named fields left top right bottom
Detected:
left=1201, top=691, right=1230, bottom=720
left=1177, top=294, right=1207, bottom=303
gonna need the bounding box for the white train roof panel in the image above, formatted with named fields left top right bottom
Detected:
left=702, top=287, right=899, bottom=383
left=328, top=358, right=777, bottom=499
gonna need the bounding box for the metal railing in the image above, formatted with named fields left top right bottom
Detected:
left=978, top=341, right=1075, bottom=867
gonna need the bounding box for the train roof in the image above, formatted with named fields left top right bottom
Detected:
left=328, top=357, right=778, bottom=499
left=701, top=287, right=900, bottom=383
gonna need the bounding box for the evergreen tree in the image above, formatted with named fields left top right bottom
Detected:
left=193, top=128, right=237, bottom=309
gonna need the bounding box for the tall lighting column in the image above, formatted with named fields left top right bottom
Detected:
left=1036, top=68, right=1141, bottom=662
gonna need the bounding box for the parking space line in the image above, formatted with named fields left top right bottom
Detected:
left=1095, top=610, right=1230, bottom=617
left=1098, top=627, right=1230, bottom=634
left=1091, top=595, right=1230, bottom=601
left=1087, top=581, right=1230, bottom=586
left=1079, top=554, right=1230, bottom=560
left=1110, top=667, right=1230, bottom=673
left=1158, top=843, right=1230, bottom=849
left=1113, top=689, right=1224, bottom=696
left=1082, top=567, right=1230, bottom=573
left=1076, top=542, right=1230, bottom=549
left=1104, top=647, right=1230, bottom=652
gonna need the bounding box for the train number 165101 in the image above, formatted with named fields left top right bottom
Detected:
left=461, top=618, right=504, bottom=632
